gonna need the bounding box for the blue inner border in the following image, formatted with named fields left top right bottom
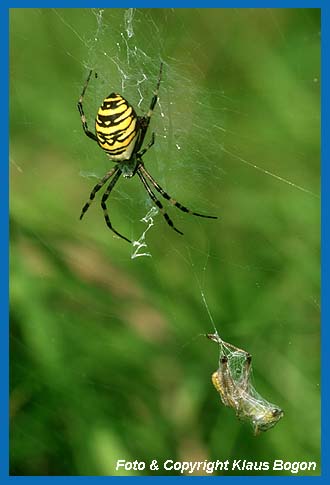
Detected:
left=4, top=1, right=326, bottom=482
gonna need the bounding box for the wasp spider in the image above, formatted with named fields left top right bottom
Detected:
left=78, top=63, right=217, bottom=243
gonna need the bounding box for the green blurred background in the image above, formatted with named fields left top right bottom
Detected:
left=10, top=8, right=320, bottom=476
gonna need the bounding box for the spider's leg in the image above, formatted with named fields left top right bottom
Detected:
left=80, top=167, right=119, bottom=220
left=136, top=62, right=163, bottom=150
left=77, top=69, right=98, bottom=142
left=137, top=168, right=184, bottom=236
left=139, top=165, right=217, bottom=219
left=132, top=134, right=155, bottom=177
left=101, top=170, right=131, bottom=243
left=146, top=62, right=163, bottom=120
left=138, top=132, right=155, bottom=158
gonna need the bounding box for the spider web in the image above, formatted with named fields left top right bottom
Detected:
left=61, top=7, right=320, bottom=259
left=66, top=7, right=227, bottom=257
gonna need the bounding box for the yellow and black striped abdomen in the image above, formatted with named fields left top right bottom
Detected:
left=95, top=93, right=139, bottom=161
